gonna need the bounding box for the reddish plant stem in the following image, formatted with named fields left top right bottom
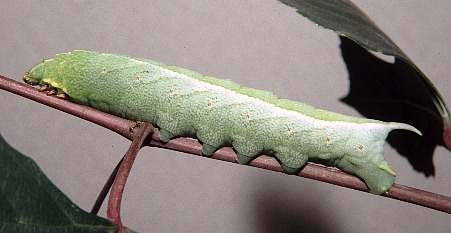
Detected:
left=148, top=134, right=451, bottom=213
left=91, top=156, right=124, bottom=215
left=0, top=75, right=134, bottom=139
left=107, top=123, right=154, bottom=232
left=2, top=75, right=450, bottom=214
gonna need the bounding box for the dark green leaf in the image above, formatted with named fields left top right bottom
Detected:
left=0, top=134, right=121, bottom=233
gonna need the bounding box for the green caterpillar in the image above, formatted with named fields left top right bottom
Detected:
left=23, top=50, right=421, bottom=195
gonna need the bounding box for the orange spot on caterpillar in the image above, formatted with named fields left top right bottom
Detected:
left=169, top=89, right=174, bottom=94
left=326, top=137, right=331, bottom=143
left=207, top=102, right=212, bottom=107
left=136, top=76, right=140, bottom=81
left=102, top=67, right=107, bottom=73
left=287, top=127, right=291, bottom=132
left=358, top=145, right=364, bottom=150
left=245, top=114, right=251, bottom=119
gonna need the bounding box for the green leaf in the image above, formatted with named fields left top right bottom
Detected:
left=278, top=0, right=450, bottom=148
left=0, top=134, right=121, bottom=233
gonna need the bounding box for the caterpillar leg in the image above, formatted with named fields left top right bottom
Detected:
left=202, top=143, right=218, bottom=156
left=275, top=148, right=307, bottom=175
left=236, top=153, right=254, bottom=165
left=232, top=138, right=260, bottom=165
left=280, top=164, right=300, bottom=175
left=338, top=156, right=395, bottom=195
left=159, top=129, right=176, bottom=143
left=196, top=129, right=228, bottom=156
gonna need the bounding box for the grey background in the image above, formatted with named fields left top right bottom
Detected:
left=1, top=0, right=450, bottom=232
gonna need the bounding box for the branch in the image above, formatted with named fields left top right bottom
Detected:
left=107, top=122, right=154, bottom=233
left=1, top=75, right=450, bottom=214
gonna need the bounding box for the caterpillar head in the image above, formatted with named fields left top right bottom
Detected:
left=23, top=61, right=69, bottom=99
left=23, top=61, right=46, bottom=86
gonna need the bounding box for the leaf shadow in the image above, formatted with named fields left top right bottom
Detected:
left=339, top=36, right=445, bottom=176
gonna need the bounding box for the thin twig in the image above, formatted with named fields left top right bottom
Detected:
left=1, top=75, right=450, bottom=214
left=91, top=156, right=124, bottom=215
left=107, top=123, right=153, bottom=233
left=0, top=75, right=134, bottom=139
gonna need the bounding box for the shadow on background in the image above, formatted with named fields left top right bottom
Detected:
left=339, top=36, right=445, bottom=176
left=253, top=178, right=340, bottom=233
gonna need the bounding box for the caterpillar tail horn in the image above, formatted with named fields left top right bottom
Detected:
left=388, top=122, right=422, bottom=136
